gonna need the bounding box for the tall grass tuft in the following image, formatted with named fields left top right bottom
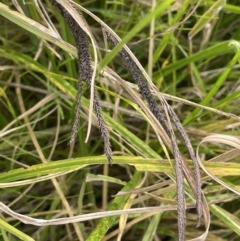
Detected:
left=0, top=1, right=240, bottom=241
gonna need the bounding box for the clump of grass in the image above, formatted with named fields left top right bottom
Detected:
left=0, top=1, right=240, bottom=241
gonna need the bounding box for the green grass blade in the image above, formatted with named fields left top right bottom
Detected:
left=210, top=204, right=240, bottom=236
left=98, top=0, right=174, bottom=71
left=183, top=50, right=240, bottom=125
left=1, top=157, right=240, bottom=184
left=86, top=171, right=142, bottom=241
left=158, top=41, right=232, bottom=77
left=153, top=0, right=192, bottom=65
left=0, top=219, right=35, bottom=241
left=189, top=0, right=226, bottom=39
left=142, top=213, right=163, bottom=241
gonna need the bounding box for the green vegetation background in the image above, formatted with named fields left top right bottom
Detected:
left=0, top=0, right=240, bottom=240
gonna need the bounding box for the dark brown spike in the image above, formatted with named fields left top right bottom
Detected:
left=50, top=0, right=112, bottom=164
left=105, top=29, right=202, bottom=240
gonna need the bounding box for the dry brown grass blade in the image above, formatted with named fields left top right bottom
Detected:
left=197, top=134, right=240, bottom=195
left=0, top=201, right=200, bottom=226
